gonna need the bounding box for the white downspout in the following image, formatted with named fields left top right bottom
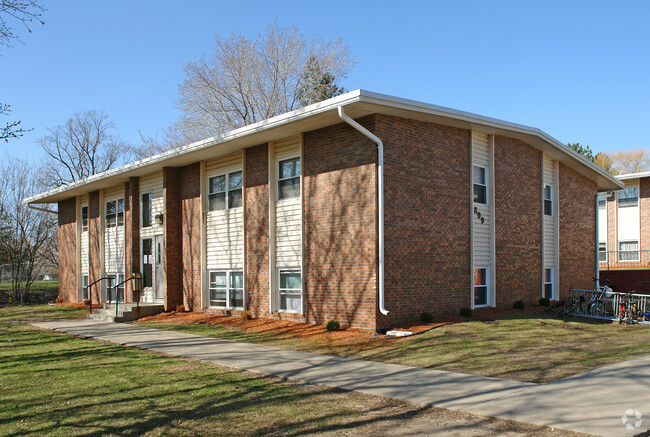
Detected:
left=337, top=107, right=389, bottom=315
left=595, top=194, right=599, bottom=286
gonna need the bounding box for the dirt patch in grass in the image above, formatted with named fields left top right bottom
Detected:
left=165, top=363, right=203, bottom=372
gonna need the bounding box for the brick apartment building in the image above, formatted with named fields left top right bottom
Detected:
left=26, top=90, right=622, bottom=330
left=598, top=172, right=650, bottom=293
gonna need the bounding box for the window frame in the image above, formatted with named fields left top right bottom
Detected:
left=618, top=187, right=638, bottom=208
left=544, top=184, right=553, bottom=216
left=278, top=268, right=302, bottom=313
left=82, top=274, right=89, bottom=300
left=208, top=270, right=244, bottom=309
left=598, top=242, right=607, bottom=263
left=208, top=170, right=243, bottom=212
left=544, top=268, right=553, bottom=299
left=618, top=240, right=639, bottom=262
left=472, top=165, right=487, bottom=205
left=105, top=273, right=124, bottom=302
left=277, top=157, right=301, bottom=201
left=105, top=198, right=124, bottom=228
left=142, top=192, right=152, bottom=228
left=473, top=267, right=488, bottom=307
left=597, top=194, right=607, bottom=209
left=81, top=206, right=88, bottom=232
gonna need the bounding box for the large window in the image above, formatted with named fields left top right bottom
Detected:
left=279, top=270, right=301, bottom=311
left=544, top=185, right=553, bottom=216
left=106, top=199, right=124, bottom=228
left=619, top=240, right=639, bottom=261
left=544, top=268, right=553, bottom=299
left=142, top=193, right=152, bottom=228
left=105, top=273, right=124, bottom=302
left=473, top=165, right=487, bottom=205
left=209, top=271, right=243, bottom=308
left=278, top=158, right=300, bottom=200
left=209, top=171, right=243, bottom=211
left=599, top=242, right=607, bottom=262
left=81, top=206, right=88, bottom=232
left=618, top=187, right=638, bottom=208
left=473, top=268, right=488, bottom=306
left=142, top=238, right=152, bottom=288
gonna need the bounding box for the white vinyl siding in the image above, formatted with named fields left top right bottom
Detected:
left=542, top=155, right=555, bottom=268
left=617, top=183, right=639, bottom=245
left=472, top=132, right=490, bottom=268
left=139, top=172, right=163, bottom=239
left=597, top=194, right=607, bottom=245
left=275, top=137, right=302, bottom=269
left=80, top=195, right=89, bottom=275
left=206, top=153, right=244, bottom=271
left=103, top=186, right=124, bottom=276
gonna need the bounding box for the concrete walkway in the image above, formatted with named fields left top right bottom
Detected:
left=31, top=319, right=650, bottom=437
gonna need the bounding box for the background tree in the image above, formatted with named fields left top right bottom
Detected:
left=567, top=142, right=595, bottom=161
left=38, top=110, right=129, bottom=187
left=609, top=147, right=650, bottom=174
left=0, top=102, right=29, bottom=141
left=593, top=152, right=617, bottom=175
left=172, top=21, right=354, bottom=145
left=0, top=155, right=56, bottom=305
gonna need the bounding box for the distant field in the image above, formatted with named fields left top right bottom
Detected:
left=0, top=280, right=59, bottom=292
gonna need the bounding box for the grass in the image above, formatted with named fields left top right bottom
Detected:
left=136, top=312, right=650, bottom=383
left=0, top=280, right=59, bottom=293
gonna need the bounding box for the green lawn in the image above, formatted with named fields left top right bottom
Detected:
left=0, top=280, right=59, bottom=293
left=137, top=312, right=650, bottom=383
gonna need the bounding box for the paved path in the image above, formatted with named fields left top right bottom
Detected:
left=31, top=319, right=650, bottom=437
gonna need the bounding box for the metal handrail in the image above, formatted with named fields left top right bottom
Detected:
left=111, top=275, right=144, bottom=318
left=83, top=276, right=113, bottom=314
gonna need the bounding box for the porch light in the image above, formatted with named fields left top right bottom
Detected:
left=154, top=213, right=163, bottom=225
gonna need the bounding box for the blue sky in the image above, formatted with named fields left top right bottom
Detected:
left=2, top=0, right=649, bottom=162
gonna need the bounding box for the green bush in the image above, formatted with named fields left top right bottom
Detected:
left=459, top=307, right=472, bottom=317
left=326, top=320, right=340, bottom=332
left=538, top=297, right=551, bottom=307
left=513, top=300, right=525, bottom=310
left=419, top=312, right=434, bottom=323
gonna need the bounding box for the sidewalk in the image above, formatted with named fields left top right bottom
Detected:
left=31, top=319, right=650, bottom=437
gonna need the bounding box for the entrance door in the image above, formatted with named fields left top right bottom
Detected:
left=154, top=234, right=164, bottom=299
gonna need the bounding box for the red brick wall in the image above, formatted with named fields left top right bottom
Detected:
left=57, top=198, right=77, bottom=302
left=244, top=144, right=270, bottom=317
left=88, top=191, right=101, bottom=302
left=180, top=163, right=201, bottom=311
left=303, top=117, right=379, bottom=329
left=599, top=270, right=650, bottom=295
left=559, top=163, right=597, bottom=296
left=124, top=177, right=140, bottom=302
left=639, top=177, right=650, bottom=252
left=163, top=167, right=182, bottom=310
left=379, top=114, right=471, bottom=327
left=494, top=136, right=542, bottom=307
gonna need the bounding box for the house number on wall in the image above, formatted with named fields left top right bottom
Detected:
left=473, top=207, right=485, bottom=224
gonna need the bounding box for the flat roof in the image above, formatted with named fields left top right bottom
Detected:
left=25, top=89, right=623, bottom=204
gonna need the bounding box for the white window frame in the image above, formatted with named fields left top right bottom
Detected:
left=597, top=194, right=607, bottom=209
left=105, top=198, right=124, bottom=228
left=618, top=240, right=639, bottom=262
left=208, top=170, right=243, bottom=212
left=105, top=273, right=124, bottom=302
left=277, top=156, right=301, bottom=201
left=473, top=165, right=487, bottom=205
left=543, top=184, right=553, bottom=216
left=81, top=206, right=88, bottom=232
left=208, top=270, right=244, bottom=309
left=81, top=274, right=89, bottom=300
left=543, top=268, right=553, bottom=299
left=618, top=187, right=638, bottom=208
left=141, top=192, right=152, bottom=228
left=598, top=242, right=607, bottom=263
left=473, top=267, right=489, bottom=308
left=278, top=268, right=302, bottom=313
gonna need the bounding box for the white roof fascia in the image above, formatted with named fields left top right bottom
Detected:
left=617, top=171, right=650, bottom=181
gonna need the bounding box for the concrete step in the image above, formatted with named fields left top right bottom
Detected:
left=85, top=303, right=164, bottom=323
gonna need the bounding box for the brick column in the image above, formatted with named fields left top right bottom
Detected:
left=124, top=177, right=140, bottom=302
left=639, top=177, right=650, bottom=253
left=88, top=191, right=102, bottom=302
left=606, top=191, right=616, bottom=267
left=180, top=163, right=201, bottom=311
left=163, top=167, right=182, bottom=310
left=57, top=198, right=77, bottom=302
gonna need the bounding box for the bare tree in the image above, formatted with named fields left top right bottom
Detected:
left=0, top=0, right=44, bottom=47
left=172, top=21, right=354, bottom=144
left=0, top=102, right=30, bottom=141
left=610, top=148, right=650, bottom=174
left=127, top=130, right=173, bottom=160
left=0, top=155, right=56, bottom=305
left=39, top=110, right=129, bottom=187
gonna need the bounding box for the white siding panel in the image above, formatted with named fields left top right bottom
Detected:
left=543, top=155, right=554, bottom=185
left=206, top=153, right=241, bottom=175
left=276, top=197, right=301, bottom=267
left=618, top=206, right=640, bottom=241
left=104, top=227, right=124, bottom=273
left=104, top=185, right=124, bottom=200
left=472, top=131, right=490, bottom=267
left=598, top=206, right=607, bottom=243
left=275, top=136, right=301, bottom=161
left=81, top=231, right=89, bottom=274
left=140, top=172, right=163, bottom=238
left=542, top=155, right=555, bottom=268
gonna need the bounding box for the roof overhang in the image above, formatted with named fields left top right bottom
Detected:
left=25, top=89, right=623, bottom=204
left=617, top=171, right=650, bottom=181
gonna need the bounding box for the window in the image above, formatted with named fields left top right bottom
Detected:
left=473, top=268, right=488, bottom=306
left=106, top=199, right=124, bottom=228
left=142, top=238, right=152, bottom=288
left=599, top=242, right=607, bottom=262
left=209, top=171, right=243, bottom=211
left=82, top=275, right=89, bottom=300
left=473, top=165, right=486, bottom=204
left=208, top=271, right=243, bottom=308
left=544, top=268, right=553, bottom=299
left=279, top=270, right=301, bottom=311
left=105, top=274, right=124, bottom=302
left=544, top=185, right=553, bottom=216
left=619, top=241, right=639, bottom=261
left=81, top=206, right=88, bottom=232
left=142, top=193, right=152, bottom=228
left=618, top=187, right=638, bottom=208
left=278, top=158, right=300, bottom=200
left=597, top=194, right=606, bottom=209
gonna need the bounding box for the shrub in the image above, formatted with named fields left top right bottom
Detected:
left=55, top=297, right=63, bottom=304
left=538, top=297, right=551, bottom=307
left=82, top=299, right=91, bottom=306
left=419, top=312, right=434, bottom=323
left=513, top=300, right=525, bottom=310
left=240, top=310, right=253, bottom=321
left=459, top=307, right=472, bottom=317
left=326, top=320, right=340, bottom=332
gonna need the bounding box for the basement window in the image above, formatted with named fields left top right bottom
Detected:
left=544, top=268, right=553, bottom=299
left=473, top=268, right=488, bottom=307
left=279, top=269, right=301, bottom=312
left=209, top=271, right=243, bottom=309
left=82, top=275, right=89, bottom=300
left=544, top=185, right=553, bottom=216
left=105, top=274, right=124, bottom=303
left=278, top=157, right=301, bottom=200
left=473, top=165, right=486, bottom=205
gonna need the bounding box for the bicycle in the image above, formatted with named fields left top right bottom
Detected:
left=587, top=277, right=614, bottom=317
left=618, top=292, right=639, bottom=325
left=555, top=294, right=584, bottom=318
